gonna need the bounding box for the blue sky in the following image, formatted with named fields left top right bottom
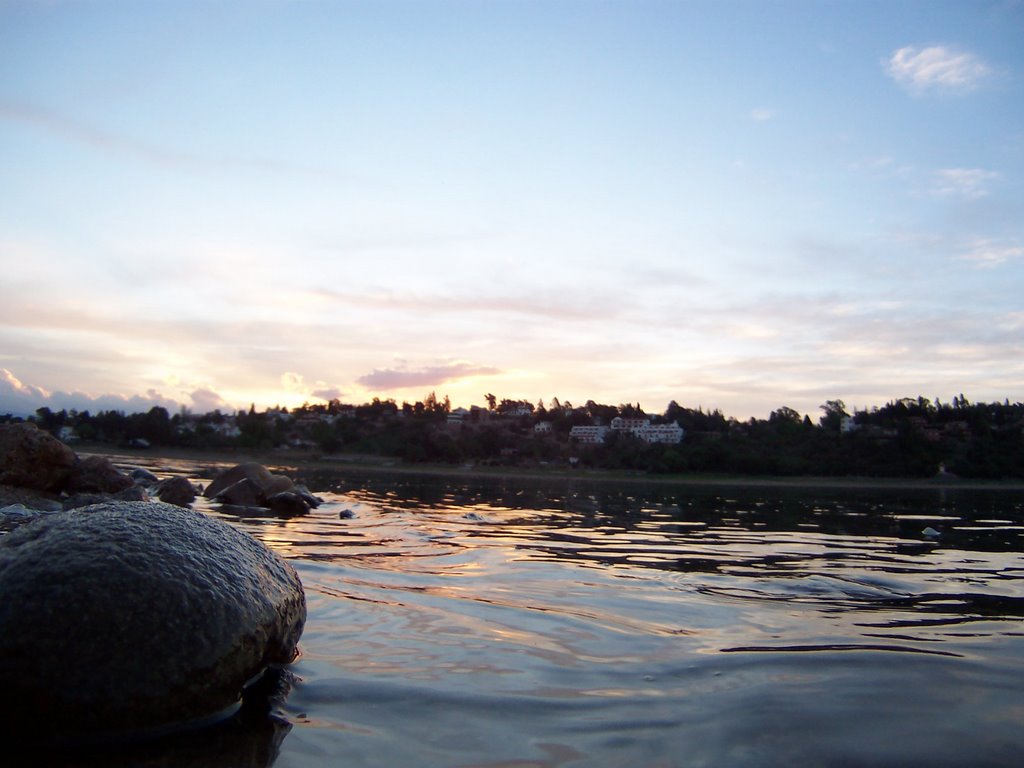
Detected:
left=1, top=0, right=1022, bottom=420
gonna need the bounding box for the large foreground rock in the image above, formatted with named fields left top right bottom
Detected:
left=0, top=421, right=77, bottom=492
left=0, top=501, right=306, bottom=741
left=0, top=422, right=136, bottom=502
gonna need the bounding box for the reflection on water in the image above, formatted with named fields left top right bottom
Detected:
left=36, top=458, right=1024, bottom=766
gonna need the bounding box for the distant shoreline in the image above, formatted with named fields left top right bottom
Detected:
left=78, top=444, right=1024, bottom=492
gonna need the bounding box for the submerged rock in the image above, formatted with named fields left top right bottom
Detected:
left=154, top=475, right=200, bottom=507
left=214, top=477, right=268, bottom=508
left=205, top=463, right=317, bottom=515
left=204, top=463, right=295, bottom=501
left=0, top=501, right=306, bottom=741
left=265, top=491, right=310, bottom=517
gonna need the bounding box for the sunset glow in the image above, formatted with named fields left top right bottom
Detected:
left=1, top=1, right=1021, bottom=420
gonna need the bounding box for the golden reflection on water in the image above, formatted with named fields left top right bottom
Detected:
left=85, top=457, right=1024, bottom=767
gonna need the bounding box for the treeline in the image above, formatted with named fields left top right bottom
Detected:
left=4, top=393, right=1024, bottom=479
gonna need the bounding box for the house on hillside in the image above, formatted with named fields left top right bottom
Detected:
left=637, top=423, right=684, bottom=444
left=609, top=415, right=684, bottom=444
left=447, top=407, right=470, bottom=425
left=570, top=425, right=609, bottom=444
left=611, top=416, right=650, bottom=432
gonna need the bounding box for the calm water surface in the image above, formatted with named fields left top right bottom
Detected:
left=54, top=458, right=1024, bottom=765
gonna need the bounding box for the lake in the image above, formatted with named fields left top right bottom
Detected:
left=36, top=457, right=1024, bottom=766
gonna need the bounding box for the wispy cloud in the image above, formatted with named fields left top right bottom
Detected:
left=0, top=100, right=353, bottom=182
left=311, top=288, right=620, bottom=323
left=749, top=107, right=776, bottom=122
left=886, top=45, right=990, bottom=92
left=959, top=238, right=1024, bottom=268
left=357, top=362, right=501, bottom=391
left=930, top=168, right=999, bottom=199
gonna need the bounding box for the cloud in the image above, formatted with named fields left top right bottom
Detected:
left=0, top=368, right=183, bottom=416
left=930, top=168, right=999, bottom=199
left=187, top=387, right=230, bottom=413
left=886, top=45, right=990, bottom=92
left=959, top=238, right=1024, bottom=268
left=311, top=386, right=347, bottom=402
left=281, top=372, right=306, bottom=391
left=0, top=369, right=50, bottom=415
left=310, top=287, right=620, bottom=323
left=357, top=362, right=502, bottom=391
left=0, top=100, right=353, bottom=183
left=749, top=107, right=776, bottom=122
left=281, top=373, right=349, bottom=403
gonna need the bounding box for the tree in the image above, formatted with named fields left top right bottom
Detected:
left=485, top=393, right=497, bottom=411
left=819, top=399, right=848, bottom=431
left=770, top=406, right=802, bottom=425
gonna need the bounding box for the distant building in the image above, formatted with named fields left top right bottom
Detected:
left=534, top=421, right=553, bottom=434
left=637, top=423, right=684, bottom=444
left=570, top=425, right=609, bottom=444
left=611, top=416, right=650, bottom=432
left=447, top=407, right=470, bottom=425
left=213, top=421, right=241, bottom=438
left=610, top=416, right=684, bottom=444
left=501, top=404, right=534, bottom=417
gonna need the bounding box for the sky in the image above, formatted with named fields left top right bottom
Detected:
left=1, top=0, right=1022, bottom=421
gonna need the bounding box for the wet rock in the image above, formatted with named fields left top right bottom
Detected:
left=214, top=477, right=268, bottom=508
left=265, top=491, right=310, bottom=517
left=293, top=484, right=323, bottom=509
left=130, top=467, right=161, bottom=484
left=205, top=463, right=314, bottom=515
left=0, top=422, right=77, bottom=492
left=0, top=501, right=306, bottom=741
left=63, top=484, right=150, bottom=510
left=0, top=482, right=63, bottom=511
left=154, top=476, right=199, bottom=507
left=0, top=503, right=56, bottom=531
left=204, top=463, right=295, bottom=501
left=68, top=455, right=135, bottom=494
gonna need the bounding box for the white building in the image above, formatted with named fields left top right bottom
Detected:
left=611, top=416, right=650, bottom=432
left=608, top=415, right=685, bottom=444
left=447, top=407, right=470, bottom=425
left=534, top=421, right=553, bottom=434
left=569, top=425, right=609, bottom=444
left=637, top=423, right=685, bottom=444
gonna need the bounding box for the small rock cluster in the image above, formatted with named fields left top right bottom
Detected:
left=0, top=422, right=321, bottom=527
left=203, top=461, right=322, bottom=516
left=0, top=422, right=139, bottom=513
